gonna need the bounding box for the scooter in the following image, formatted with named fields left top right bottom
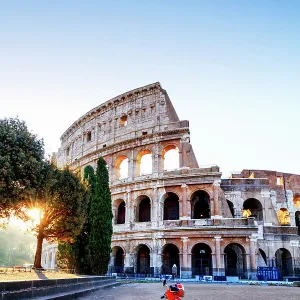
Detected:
left=160, top=279, right=185, bottom=300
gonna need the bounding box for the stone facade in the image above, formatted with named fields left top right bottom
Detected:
left=53, top=82, right=300, bottom=279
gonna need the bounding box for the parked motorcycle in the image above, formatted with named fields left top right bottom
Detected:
left=161, top=279, right=185, bottom=300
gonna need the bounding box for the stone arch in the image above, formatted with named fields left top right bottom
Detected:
left=224, top=243, right=247, bottom=278
left=227, top=200, right=235, bottom=217
left=191, top=190, right=210, bottom=219
left=295, top=211, right=300, bottom=235
left=135, top=244, right=151, bottom=274
left=162, top=145, right=179, bottom=171
left=242, top=198, right=263, bottom=221
left=191, top=243, right=212, bottom=276
left=161, top=244, right=180, bottom=275
left=136, top=149, right=152, bottom=176
left=115, top=155, right=129, bottom=179
left=293, top=194, right=300, bottom=208
left=113, top=199, right=125, bottom=224
left=136, top=195, right=151, bottom=222
left=275, top=248, right=293, bottom=278
left=278, top=208, right=290, bottom=225
left=111, top=246, right=125, bottom=273
left=162, top=192, right=179, bottom=220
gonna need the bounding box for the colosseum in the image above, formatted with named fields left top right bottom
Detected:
left=46, top=82, right=300, bottom=280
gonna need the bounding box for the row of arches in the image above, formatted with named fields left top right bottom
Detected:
left=116, top=146, right=179, bottom=179
left=115, top=191, right=210, bottom=224
left=112, top=244, right=295, bottom=278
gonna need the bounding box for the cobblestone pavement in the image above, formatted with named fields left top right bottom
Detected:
left=79, top=283, right=300, bottom=300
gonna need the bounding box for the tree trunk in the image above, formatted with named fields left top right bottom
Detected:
left=34, top=230, right=44, bottom=269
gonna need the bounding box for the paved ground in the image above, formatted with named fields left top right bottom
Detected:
left=0, top=270, right=80, bottom=281
left=79, top=282, right=300, bottom=300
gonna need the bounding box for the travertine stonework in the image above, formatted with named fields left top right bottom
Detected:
left=54, top=82, right=300, bottom=279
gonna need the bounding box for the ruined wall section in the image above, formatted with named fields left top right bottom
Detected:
left=57, top=82, right=199, bottom=169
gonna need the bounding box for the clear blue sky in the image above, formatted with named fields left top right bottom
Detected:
left=1, top=1, right=299, bottom=177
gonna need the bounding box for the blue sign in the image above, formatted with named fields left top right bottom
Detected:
left=257, top=267, right=279, bottom=281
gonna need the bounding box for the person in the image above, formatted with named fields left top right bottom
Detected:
left=172, top=264, right=177, bottom=280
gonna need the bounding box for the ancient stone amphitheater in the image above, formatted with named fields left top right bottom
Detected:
left=44, top=82, right=300, bottom=279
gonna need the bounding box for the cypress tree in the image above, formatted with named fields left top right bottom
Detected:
left=87, top=158, right=113, bottom=275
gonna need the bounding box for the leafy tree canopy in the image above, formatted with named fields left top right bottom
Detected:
left=0, top=117, right=44, bottom=218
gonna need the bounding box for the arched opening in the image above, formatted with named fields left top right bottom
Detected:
left=191, top=191, right=210, bottom=219
left=224, top=243, right=246, bottom=278
left=278, top=208, right=290, bottom=225
left=163, top=192, right=179, bottom=220
left=112, top=246, right=124, bottom=274
left=136, top=150, right=152, bottom=176
left=242, top=198, right=263, bottom=221
left=295, top=211, right=300, bottom=235
left=117, top=201, right=126, bottom=224
left=293, top=195, right=300, bottom=208
left=258, top=248, right=267, bottom=266
left=115, top=156, right=129, bottom=179
left=227, top=200, right=235, bottom=217
left=275, top=248, right=293, bottom=278
left=192, top=243, right=212, bottom=276
left=137, top=196, right=151, bottom=222
left=162, top=244, right=180, bottom=275
left=136, top=245, right=150, bottom=274
left=163, top=145, right=179, bottom=171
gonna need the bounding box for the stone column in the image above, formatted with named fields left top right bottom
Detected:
left=214, top=236, right=224, bottom=276
left=250, top=237, right=258, bottom=277
left=180, top=184, right=188, bottom=222
left=125, top=191, right=131, bottom=225
left=181, top=237, right=191, bottom=278
left=212, top=180, right=221, bottom=218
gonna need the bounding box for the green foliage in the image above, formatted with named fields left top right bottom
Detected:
left=87, top=158, right=113, bottom=275
left=0, top=117, right=44, bottom=218
left=56, top=242, right=76, bottom=270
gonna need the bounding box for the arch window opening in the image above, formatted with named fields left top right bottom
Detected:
left=227, top=200, right=235, bottom=217
left=163, top=193, right=179, bottom=220
left=119, top=158, right=128, bottom=179
left=137, top=245, right=150, bottom=274
left=117, top=202, right=126, bottom=224
left=278, top=208, right=290, bottom=225
left=275, top=248, right=293, bottom=278
left=120, top=116, right=128, bottom=127
left=224, top=243, right=246, bottom=278
left=138, top=196, right=151, bottom=222
left=163, top=146, right=179, bottom=171
left=293, top=195, right=300, bottom=208
left=295, top=211, right=300, bottom=235
left=191, top=191, right=210, bottom=219
left=192, top=243, right=212, bottom=276
left=242, top=198, right=263, bottom=221
left=137, top=150, right=152, bottom=176
left=87, top=131, right=92, bottom=142
left=162, top=244, right=180, bottom=275
left=112, top=247, right=124, bottom=274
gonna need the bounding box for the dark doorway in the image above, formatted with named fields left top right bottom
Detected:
left=162, top=244, right=180, bottom=275
left=113, top=247, right=124, bottom=273
left=275, top=248, right=293, bottom=278
left=138, top=197, right=151, bottom=222
left=192, top=243, right=212, bottom=276
left=117, top=202, right=125, bottom=224
left=295, top=211, right=300, bottom=235
left=224, top=243, right=246, bottom=278
left=137, top=245, right=150, bottom=274
left=191, top=191, right=210, bottom=219
left=163, top=193, right=179, bottom=220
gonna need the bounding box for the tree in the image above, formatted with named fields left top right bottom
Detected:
left=17, top=163, right=87, bottom=268
left=87, top=158, right=113, bottom=275
left=0, top=117, right=44, bottom=218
